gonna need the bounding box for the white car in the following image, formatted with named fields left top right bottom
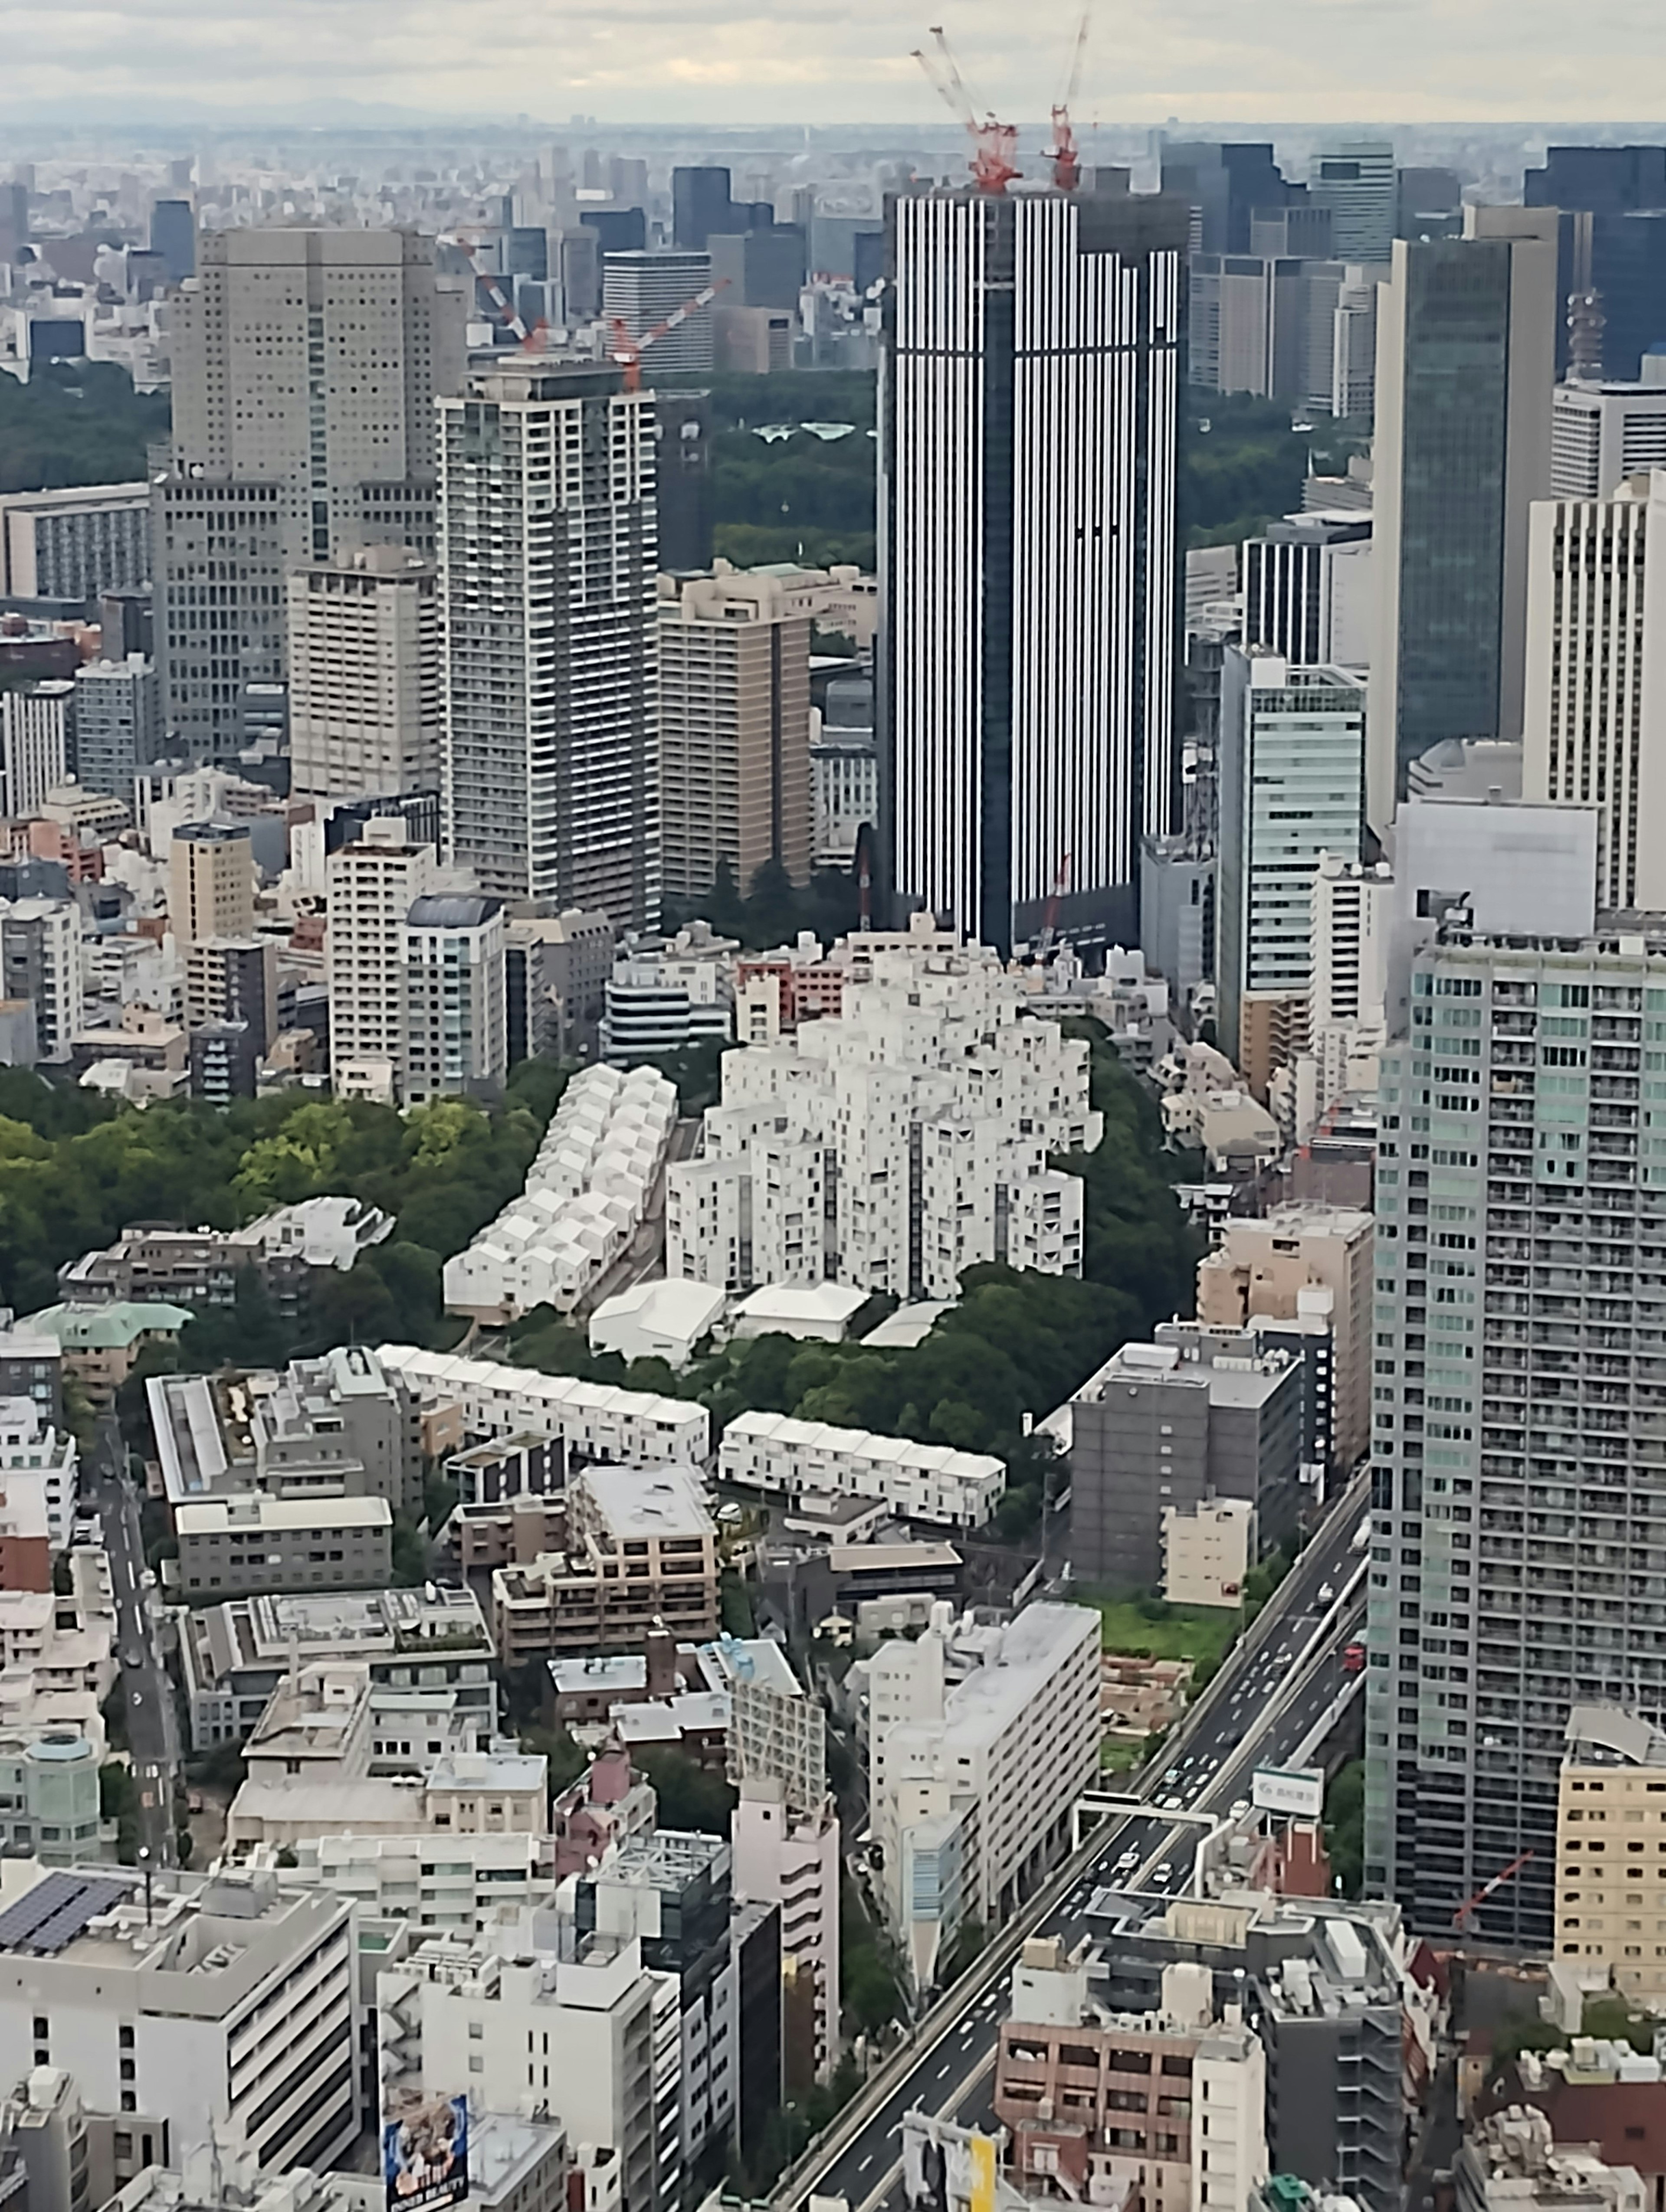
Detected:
left=1318, top=1582, right=1335, bottom=1603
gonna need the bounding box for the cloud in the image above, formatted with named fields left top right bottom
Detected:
left=0, top=0, right=1664, bottom=121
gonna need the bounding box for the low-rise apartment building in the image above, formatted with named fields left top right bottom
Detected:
left=174, top=1495, right=393, bottom=1600
left=377, top=1345, right=710, bottom=1465
left=490, top=1465, right=719, bottom=1664
left=719, top=1411, right=1005, bottom=1529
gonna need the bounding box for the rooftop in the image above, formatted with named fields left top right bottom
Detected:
left=731, top=1283, right=869, bottom=1327
left=25, top=1301, right=193, bottom=1350
left=175, top=1495, right=393, bottom=1535
left=580, top=1462, right=715, bottom=1541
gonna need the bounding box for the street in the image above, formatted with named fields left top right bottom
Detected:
left=781, top=1481, right=1369, bottom=2212
left=87, top=1410, right=180, bottom=1871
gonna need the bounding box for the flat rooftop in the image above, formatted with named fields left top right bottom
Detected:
left=175, top=1495, right=393, bottom=1535
left=580, top=1463, right=714, bottom=1539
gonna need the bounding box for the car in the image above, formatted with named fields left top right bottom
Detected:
left=1114, top=1847, right=1138, bottom=1869
left=1160, top=1794, right=1184, bottom=1810
left=123, top=1648, right=143, bottom=1668
left=1341, top=1639, right=1367, bottom=1674
left=1230, top=1798, right=1250, bottom=1821
left=140, top=1569, right=156, bottom=1590
left=1318, top=1581, right=1335, bottom=1603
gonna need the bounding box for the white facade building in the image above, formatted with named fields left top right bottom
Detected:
left=0, top=1862, right=358, bottom=2172
left=720, top=1411, right=1004, bottom=1529
left=1281, top=853, right=1395, bottom=1142
left=0, top=1398, right=76, bottom=1554
left=439, top=361, right=658, bottom=929
left=324, top=821, right=447, bottom=1105
left=884, top=187, right=1186, bottom=951
left=1551, top=370, right=1666, bottom=498
left=287, top=547, right=441, bottom=802
left=1522, top=470, right=1666, bottom=913
left=601, top=928, right=736, bottom=1067
left=376, top=1344, right=710, bottom=1463
left=1, top=683, right=72, bottom=819
left=442, top=1064, right=677, bottom=1318
left=1241, top=519, right=1373, bottom=667
left=403, top=893, right=508, bottom=1106
left=0, top=897, right=85, bottom=1062
left=866, top=1602, right=1101, bottom=1991
left=666, top=934, right=1101, bottom=1301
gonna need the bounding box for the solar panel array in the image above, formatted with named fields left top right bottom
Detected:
left=0, top=1872, right=131, bottom=1956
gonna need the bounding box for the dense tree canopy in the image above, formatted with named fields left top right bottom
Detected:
left=0, top=360, right=170, bottom=494
left=0, top=1062, right=564, bottom=1346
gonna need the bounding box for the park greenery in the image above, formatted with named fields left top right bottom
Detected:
left=0, top=1059, right=566, bottom=1337
left=0, top=359, right=170, bottom=494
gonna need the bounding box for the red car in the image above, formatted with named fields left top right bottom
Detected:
left=1341, top=1640, right=1366, bottom=1674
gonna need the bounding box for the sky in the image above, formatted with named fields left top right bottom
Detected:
left=4, top=0, right=1666, bottom=127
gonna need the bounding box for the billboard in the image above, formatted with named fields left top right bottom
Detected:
left=382, top=2091, right=469, bottom=2212
left=902, top=2112, right=1004, bottom=2212
left=1251, top=1765, right=1325, bottom=1820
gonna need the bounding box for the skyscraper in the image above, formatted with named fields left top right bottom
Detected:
left=1364, top=916, right=1666, bottom=1945
left=438, top=361, right=658, bottom=928
left=1551, top=369, right=1666, bottom=497
left=1522, top=471, right=1666, bottom=912
left=673, top=167, right=736, bottom=252
left=601, top=252, right=715, bottom=376
left=882, top=184, right=1188, bottom=952
left=155, top=228, right=466, bottom=761
left=1215, top=649, right=1367, bottom=1097
left=1309, top=143, right=1396, bottom=265
left=148, top=198, right=195, bottom=285
left=1369, top=209, right=1558, bottom=831
left=1526, top=147, right=1666, bottom=380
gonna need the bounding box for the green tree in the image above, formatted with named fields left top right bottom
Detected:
left=634, top=1748, right=737, bottom=1836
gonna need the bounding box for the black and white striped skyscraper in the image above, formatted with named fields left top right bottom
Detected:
left=880, top=183, right=1188, bottom=953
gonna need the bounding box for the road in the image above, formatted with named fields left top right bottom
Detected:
left=781, top=1484, right=1370, bottom=2212
left=86, top=1412, right=180, bottom=1871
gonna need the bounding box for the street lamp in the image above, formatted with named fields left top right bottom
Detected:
left=137, top=1845, right=153, bottom=1927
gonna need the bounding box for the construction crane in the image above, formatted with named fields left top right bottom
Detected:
left=1049, top=12, right=1091, bottom=192
left=607, top=278, right=731, bottom=391
left=1452, top=1849, right=1535, bottom=1933
left=439, top=232, right=530, bottom=343
left=912, top=25, right=1020, bottom=196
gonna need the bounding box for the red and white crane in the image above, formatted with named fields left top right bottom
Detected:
left=1049, top=12, right=1091, bottom=192
left=605, top=276, right=731, bottom=390
left=912, top=25, right=1020, bottom=195
left=1452, top=1849, right=1535, bottom=1933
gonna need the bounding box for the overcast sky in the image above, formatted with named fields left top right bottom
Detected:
left=6, top=0, right=1664, bottom=127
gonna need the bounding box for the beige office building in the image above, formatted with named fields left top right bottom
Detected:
left=170, top=822, right=255, bottom=950
left=288, top=547, right=441, bottom=801
left=1196, top=1202, right=1374, bottom=1474
left=656, top=569, right=811, bottom=902
left=1556, top=1705, right=1666, bottom=2002
left=324, top=821, right=442, bottom=1104
left=156, top=227, right=466, bottom=760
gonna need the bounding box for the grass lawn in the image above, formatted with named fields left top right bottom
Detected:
left=1090, top=1597, right=1240, bottom=1672
left=1100, top=1740, right=1144, bottom=1774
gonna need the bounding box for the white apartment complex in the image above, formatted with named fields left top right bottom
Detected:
left=666, top=934, right=1102, bottom=1301
left=867, top=1602, right=1101, bottom=1990
left=287, top=547, right=441, bottom=801
left=0, top=897, right=85, bottom=1061
left=720, top=1411, right=1004, bottom=1528
left=1, top=683, right=72, bottom=819
left=1523, top=470, right=1666, bottom=913
left=441, top=1064, right=677, bottom=1319
left=376, top=1344, right=710, bottom=1464
left=0, top=1864, right=358, bottom=2172
left=0, top=482, right=151, bottom=600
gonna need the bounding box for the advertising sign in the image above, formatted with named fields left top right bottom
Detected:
left=383, top=2091, right=469, bottom=2212
left=903, top=2113, right=1005, bottom=2212
left=1251, top=1765, right=1325, bottom=1820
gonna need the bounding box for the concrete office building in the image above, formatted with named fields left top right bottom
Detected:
left=174, top=1494, right=394, bottom=1599
left=0, top=684, right=71, bottom=820
left=707, top=227, right=806, bottom=311
left=169, top=821, right=254, bottom=949
left=1196, top=1203, right=1375, bottom=1475
left=0, top=899, right=83, bottom=1061
left=1364, top=926, right=1666, bottom=1944
left=656, top=570, right=812, bottom=902
left=601, top=931, right=735, bottom=1067
left=72, top=657, right=158, bottom=804
left=884, top=184, right=1187, bottom=952
left=402, top=893, right=508, bottom=1106
left=149, top=197, right=195, bottom=283
left=439, top=362, right=657, bottom=927
left=0, top=484, right=151, bottom=601
left=1216, top=651, right=1367, bottom=1097
left=653, top=390, right=714, bottom=575
left=1309, top=143, right=1396, bottom=264
left=323, top=821, right=443, bottom=1105
left=155, top=227, right=466, bottom=759
left=601, top=252, right=715, bottom=375
left=1188, top=255, right=1309, bottom=400
left=1370, top=209, right=1558, bottom=831
left=672, top=167, right=737, bottom=252
left=1551, top=372, right=1666, bottom=498
left=377, top=1935, right=660, bottom=2212
left=1330, top=265, right=1383, bottom=421
left=287, top=547, right=441, bottom=801
left=184, top=935, right=278, bottom=1049
left=1523, top=471, right=1666, bottom=913
left=1065, top=1337, right=1305, bottom=1590
left=1241, top=517, right=1373, bottom=668
left=0, top=1863, right=359, bottom=2172
left=867, top=1602, right=1100, bottom=1991
left=504, top=908, right=614, bottom=1064
left=811, top=670, right=876, bottom=871
left=1286, top=853, right=1396, bottom=1143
